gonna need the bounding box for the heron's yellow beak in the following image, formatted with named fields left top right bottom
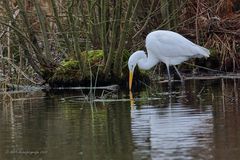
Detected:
left=129, top=71, right=133, bottom=90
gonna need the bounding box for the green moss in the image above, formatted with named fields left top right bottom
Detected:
left=80, top=50, right=104, bottom=64
left=48, top=50, right=105, bottom=86
left=81, top=50, right=105, bottom=73
left=49, top=59, right=81, bottom=83
left=84, top=50, right=103, bottom=60
left=60, top=59, right=79, bottom=69
left=47, top=49, right=149, bottom=88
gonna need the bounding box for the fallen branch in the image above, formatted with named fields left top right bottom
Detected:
left=184, top=62, right=224, bottom=73
left=155, top=74, right=240, bottom=83
left=51, top=84, right=119, bottom=91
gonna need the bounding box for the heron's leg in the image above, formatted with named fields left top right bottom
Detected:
left=174, top=65, right=186, bottom=98
left=166, top=64, right=172, bottom=95
left=166, top=65, right=171, bottom=86
left=174, top=65, right=184, bottom=82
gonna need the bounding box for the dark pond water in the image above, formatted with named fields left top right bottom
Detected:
left=1, top=79, right=240, bottom=160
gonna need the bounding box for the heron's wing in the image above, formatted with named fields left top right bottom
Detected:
left=146, top=31, right=210, bottom=58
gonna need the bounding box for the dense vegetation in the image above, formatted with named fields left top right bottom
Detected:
left=0, top=0, right=240, bottom=89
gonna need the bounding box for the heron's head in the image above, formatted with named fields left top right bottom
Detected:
left=128, top=50, right=146, bottom=90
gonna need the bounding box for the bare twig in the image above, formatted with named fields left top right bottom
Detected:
left=0, top=55, right=43, bottom=85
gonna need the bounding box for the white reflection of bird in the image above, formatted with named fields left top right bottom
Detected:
left=128, top=30, right=210, bottom=90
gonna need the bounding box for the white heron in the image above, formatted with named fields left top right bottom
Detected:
left=128, top=30, right=210, bottom=90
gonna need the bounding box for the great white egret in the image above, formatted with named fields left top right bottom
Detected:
left=128, top=30, right=210, bottom=90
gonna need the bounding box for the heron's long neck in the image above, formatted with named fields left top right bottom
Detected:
left=137, top=53, right=159, bottom=70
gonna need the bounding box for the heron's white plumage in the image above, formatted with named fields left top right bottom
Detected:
left=145, top=30, right=209, bottom=66
left=128, top=30, right=210, bottom=90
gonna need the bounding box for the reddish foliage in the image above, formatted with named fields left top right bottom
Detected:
left=178, top=0, right=240, bottom=71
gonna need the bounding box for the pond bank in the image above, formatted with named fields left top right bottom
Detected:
left=3, top=73, right=240, bottom=93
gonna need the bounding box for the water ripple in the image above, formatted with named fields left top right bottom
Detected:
left=131, top=104, right=213, bottom=160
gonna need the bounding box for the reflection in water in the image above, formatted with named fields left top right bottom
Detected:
left=130, top=79, right=240, bottom=159
left=131, top=104, right=213, bottom=159
left=1, top=79, right=240, bottom=159
left=0, top=94, right=134, bottom=160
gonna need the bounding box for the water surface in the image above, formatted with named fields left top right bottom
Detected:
left=1, top=79, right=240, bottom=160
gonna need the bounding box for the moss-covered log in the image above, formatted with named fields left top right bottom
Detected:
left=47, top=50, right=149, bottom=88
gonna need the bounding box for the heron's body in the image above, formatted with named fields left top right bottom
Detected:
left=128, top=30, right=210, bottom=90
